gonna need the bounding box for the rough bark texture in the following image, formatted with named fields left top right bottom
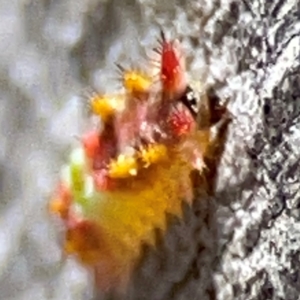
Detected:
left=0, top=0, right=299, bottom=299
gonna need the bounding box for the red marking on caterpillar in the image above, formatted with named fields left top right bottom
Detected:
left=93, top=169, right=116, bottom=191
left=82, top=131, right=100, bottom=159
left=155, top=30, right=187, bottom=97
left=168, top=105, right=196, bottom=137
left=92, top=121, right=118, bottom=171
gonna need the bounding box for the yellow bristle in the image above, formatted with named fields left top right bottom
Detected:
left=108, top=154, right=139, bottom=178
left=90, top=94, right=124, bottom=121
left=139, top=143, right=168, bottom=168
left=123, top=70, right=152, bottom=95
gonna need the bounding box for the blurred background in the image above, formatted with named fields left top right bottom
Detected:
left=0, top=0, right=299, bottom=299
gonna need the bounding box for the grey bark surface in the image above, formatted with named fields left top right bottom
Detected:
left=0, top=0, right=299, bottom=299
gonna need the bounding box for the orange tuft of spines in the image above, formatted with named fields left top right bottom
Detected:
left=49, top=182, right=71, bottom=219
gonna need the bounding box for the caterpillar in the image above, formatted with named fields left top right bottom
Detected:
left=49, top=31, right=230, bottom=293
